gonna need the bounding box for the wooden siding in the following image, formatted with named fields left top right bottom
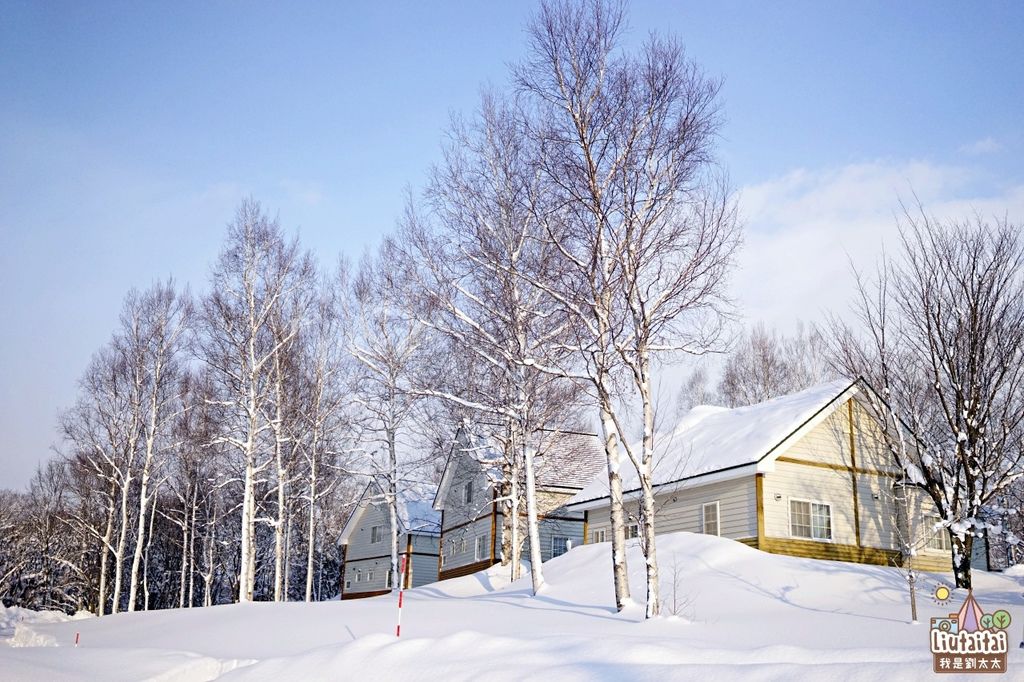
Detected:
left=440, top=442, right=496, bottom=530
left=764, top=397, right=951, bottom=572
left=440, top=515, right=496, bottom=573
left=439, top=558, right=497, bottom=581
left=345, top=499, right=393, bottom=561
left=583, top=476, right=755, bottom=542
left=342, top=556, right=392, bottom=595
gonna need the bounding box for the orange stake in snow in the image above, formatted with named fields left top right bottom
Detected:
left=395, top=555, right=407, bottom=637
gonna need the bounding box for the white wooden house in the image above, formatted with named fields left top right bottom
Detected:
left=569, top=379, right=958, bottom=572
left=339, top=482, right=441, bottom=599
left=432, top=428, right=606, bottom=581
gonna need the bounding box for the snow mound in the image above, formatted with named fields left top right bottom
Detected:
left=3, top=532, right=1023, bottom=680
left=1, top=605, right=91, bottom=648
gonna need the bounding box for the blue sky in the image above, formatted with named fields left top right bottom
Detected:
left=2, top=1, right=1022, bottom=486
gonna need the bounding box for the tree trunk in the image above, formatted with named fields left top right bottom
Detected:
left=142, top=489, right=158, bottom=611
left=952, top=533, right=973, bottom=589
left=97, top=479, right=117, bottom=617
left=599, top=404, right=631, bottom=611
left=178, top=512, right=189, bottom=608
left=387, top=425, right=400, bottom=592
left=187, top=484, right=197, bottom=608
left=111, top=470, right=132, bottom=614
left=305, top=470, right=317, bottom=602
left=638, top=468, right=659, bottom=618
left=523, top=440, right=545, bottom=594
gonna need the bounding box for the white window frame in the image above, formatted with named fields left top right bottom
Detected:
left=367, top=569, right=374, bottom=583
left=344, top=578, right=351, bottom=590
left=926, top=516, right=951, bottom=551
left=355, top=570, right=362, bottom=583
left=386, top=570, right=393, bottom=589
left=370, top=525, right=383, bottom=544
left=592, top=529, right=607, bottom=544
left=702, top=501, right=721, bottom=536
left=463, top=481, right=474, bottom=505
left=551, top=536, right=571, bottom=558
left=475, top=533, right=489, bottom=561
left=788, top=498, right=833, bottom=542
left=459, top=537, right=467, bottom=554
left=625, top=523, right=639, bottom=540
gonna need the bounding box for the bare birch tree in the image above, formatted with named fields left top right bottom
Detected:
left=201, top=198, right=314, bottom=602
left=516, top=0, right=739, bottom=616
left=344, top=244, right=431, bottom=594
left=830, top=207, right=1024, bottom=588
left=397, top=92, right=582, bottom=593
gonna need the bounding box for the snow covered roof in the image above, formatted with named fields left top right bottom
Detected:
left=568, top=378, right=860, bottom=508
left=339, top=482, right=441, bottom=545
left=398, top=491, right=441, bottom=534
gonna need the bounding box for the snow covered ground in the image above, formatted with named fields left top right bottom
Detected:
left=3, top=533, right=1023, bottom=680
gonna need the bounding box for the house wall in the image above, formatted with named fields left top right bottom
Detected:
left=345, top=499, right=393, bottom=562
left=407, top=532, right=440, bottom=588
left=762, top=397, right=949, bottom=572
left=585, top=476, right=756, bottom=542
left=342, top=556, right=392, bottom=596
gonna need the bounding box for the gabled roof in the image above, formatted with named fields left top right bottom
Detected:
left=433, top=426, right=606, bottom=511
left=568, top=378, right=862, bottom=509
left=339, top=481, right=441, bottom=545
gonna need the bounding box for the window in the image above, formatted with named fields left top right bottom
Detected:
left=790, top=500, right=832, bottom=541
left=475, top=533, right=490, bottom=561
left=463, top=481, right=474, bottom=505
left=370, top=525, right=383, bottom=543
left=927, top=517, right=951, bottom=550
left=355, top=570, right=362, bottom=583
left=592, top=529, right=607, bottom=544
left=459, top=537, right=467, bottom=554
left=386, top=570, right=393, bottom=589
left=344, top=578, right=351, bottom=590
left=367, top=569, right=374, bottom=583
left=625, top=524, right=639, bottom=540
left=551, top=536, right=571, bottom=558
left=702, top=501, right=720, bottom=536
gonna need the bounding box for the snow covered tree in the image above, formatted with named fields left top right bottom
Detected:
left=397, top=92, right=583, bottom=593
left=344, top=243, right=432, bottom=598
left=200, top=199, right=315, bottom=603
left=831, top=207, right=1024, bottom=588
left=516, top=0, right=739, bottom=616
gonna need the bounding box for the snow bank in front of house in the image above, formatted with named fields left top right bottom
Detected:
left=2, top=532, right=1022, bottom=680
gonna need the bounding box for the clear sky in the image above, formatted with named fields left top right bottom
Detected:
left=2, top=1, right=1022, bottom=487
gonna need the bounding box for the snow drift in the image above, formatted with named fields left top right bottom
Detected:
left=3, top=532, right=1023, bottom=680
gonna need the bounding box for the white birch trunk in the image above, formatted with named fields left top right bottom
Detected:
left=305, top=462, right=317, bottom=602
left=599, top=404, right=631, bottom=611
left=523, top=442, right=545, bottom=594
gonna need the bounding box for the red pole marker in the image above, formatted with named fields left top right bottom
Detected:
left=75, top=632, right=80, bottom=647
left=395, top=555, right=407, bottom=637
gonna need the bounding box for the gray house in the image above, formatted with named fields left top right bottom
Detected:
left=432, top=427, right=605, bottom=581
left=339, top=482, right=440, bottom=599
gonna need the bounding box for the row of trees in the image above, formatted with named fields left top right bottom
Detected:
left=2, top=0, right=1020, bottom=620
left=2, top=0, right=742, bottom=619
